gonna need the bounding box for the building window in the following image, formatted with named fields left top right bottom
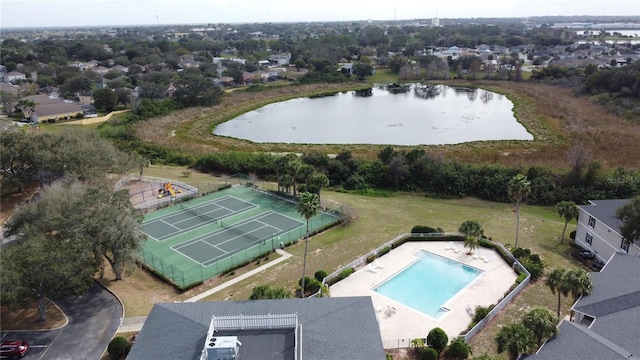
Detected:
left=588, top=216, right=596, bottom=228
left=586, top=233, right=593, bottom=245
left=621, top=239, right=629, bottom=253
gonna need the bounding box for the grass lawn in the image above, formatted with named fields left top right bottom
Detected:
left=104, top=165, right=584, bottom=359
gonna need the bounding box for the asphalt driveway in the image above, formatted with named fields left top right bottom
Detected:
left=1, top=281, right=123, bottom=360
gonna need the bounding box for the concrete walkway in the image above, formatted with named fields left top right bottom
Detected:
left=118, top=248, right=293, bottom=332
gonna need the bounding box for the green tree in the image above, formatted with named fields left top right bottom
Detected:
left=615, top=196, right=640, bottom=246
left=427, top=327, right=448, bottom=354
left=463, top=236, right=480, bottom=255
left=108, top=336, right=131, bottom=360
left=286, top=156, right=302, bottom=197
left=82, top=188, right=146, bottom=280
left=445, top=338, right=472, bottom=360
left=546, top=268, right=571, bottom=317
left=508, top=174, right=531, bottom=248
left=521, top=307, right=558, bottom=347
left=249, top=285, right=292, bottom=300
left=298, top=192, right=320, bottom=298
left=93, top=88, right=118, bottom=112
left=172, top=73, right=224, bottom=107
left=556, top=201, right=579, bottom=244
left=1, top=182, right=98, bottom=321
left=0, top=130, right=40, bottom=193
left=495, top=323, right=535, bottom=360
left=310, top=172, right=329, bottom=201
left=459, top=220, right=484, bottom=238
left=352, top=62, right=374, bottom=81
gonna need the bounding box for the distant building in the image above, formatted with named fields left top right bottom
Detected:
left=3, top=71, right=26, bottom=83
left=20, top=94, right=83, bottom=123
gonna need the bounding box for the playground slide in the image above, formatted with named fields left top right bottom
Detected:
left=167, top=184, right=176, bottom=198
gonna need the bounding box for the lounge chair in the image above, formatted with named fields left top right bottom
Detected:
left=472, top=250, right=481, bottom=259
left=466, top=304, right=474, bottom=316
left=445, top=241, right=454, bottom=250
left=483, top=255, right=492, bottom=263
left=374, top=259, right=384, bottom=269
left=453, top=245, right=461, bottom=253
left=368, top=263, right=378, bottom=273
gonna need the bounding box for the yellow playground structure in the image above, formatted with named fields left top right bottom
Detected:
left=157, top=183, right=182, bottom=199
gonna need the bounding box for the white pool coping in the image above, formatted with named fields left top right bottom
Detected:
left=329, top=241, right=518, bottom=346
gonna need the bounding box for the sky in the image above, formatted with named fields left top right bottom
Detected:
left=1, top=0, right=639, bottom=29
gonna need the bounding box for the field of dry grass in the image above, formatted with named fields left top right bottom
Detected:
left=133, top=81, right=640, bottom=170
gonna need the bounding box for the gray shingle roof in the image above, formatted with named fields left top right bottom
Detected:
left=533, top=253, right=640, bottom=359
left=127, top=297, right=386, bottom=360
left=579, top=199, right=631, bottom=234
left=529, top=321, right=632, bottom=360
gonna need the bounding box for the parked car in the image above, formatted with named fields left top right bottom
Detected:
left=577, top=250, right=596, bottom=260
left=0, top=340, right=29, bottom=359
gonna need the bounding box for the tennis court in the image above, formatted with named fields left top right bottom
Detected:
left=137, top=185, right=341, bottom=289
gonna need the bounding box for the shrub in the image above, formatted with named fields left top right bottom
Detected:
left=378, top=246, right=391, bottom=256
left=445, top=338, right=472, bottom=360
left=366, top=254, right=376, bottom=263
left=515, top=273, right=528, bottom=284
left=306, top=278, right=322, bottom=294
left=314, top=270, right=328, bottom=281
left=339, top=268, right=353, bottom=279
left=521, top=258, right=545, bottom=281
left=512, top=247, right=531, bottom=259
left=420, top=347, right=439, bottom=360
left=427, top=327, right=448, bottom=354
left=108, top=336, right=130, bottom=359
left=411, top=225, right=438, bottom=233
left=473, top=305, right=494, bottom=324
left=570, top=230, right=576, bottom=240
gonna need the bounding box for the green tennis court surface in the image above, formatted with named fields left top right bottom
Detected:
left=137, top=185, right=341, bottom=289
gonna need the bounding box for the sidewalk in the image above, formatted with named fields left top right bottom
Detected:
left=117, top=248, right=293, bottom=332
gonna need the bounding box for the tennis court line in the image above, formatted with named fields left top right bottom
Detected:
left=184, top=248, right=293, bottom=302
left=173, top=239, right=226, bottom=266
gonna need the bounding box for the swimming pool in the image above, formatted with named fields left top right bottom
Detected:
left=373, top=250, right=483, bottom=319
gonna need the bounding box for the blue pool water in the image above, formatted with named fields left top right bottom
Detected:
left=374, top=250, right=483, bottom=319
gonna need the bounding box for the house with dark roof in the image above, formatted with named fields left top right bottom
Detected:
left=20, top=94, right=83, bottom=123
left=575, top=199, right=639, bottom=262
left=127, top=297, right=386, bottom=360
left=529, top=253, right=640, bottom=360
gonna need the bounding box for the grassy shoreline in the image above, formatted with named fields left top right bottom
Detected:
left=134, top=80, right=640, bottom=169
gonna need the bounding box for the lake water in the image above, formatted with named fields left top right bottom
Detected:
left=213, top=84, right=534, bottom=145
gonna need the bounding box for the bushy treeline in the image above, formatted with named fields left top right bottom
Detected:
left=532, top=61, right=640, bottom=121
left=190, top=147, right=639, bottom=205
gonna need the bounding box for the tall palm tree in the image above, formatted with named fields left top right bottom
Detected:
left=565, top=268, right=592, bottom=301
left=546, top=268, right=573, bottom=317
left=495, top=323, right=535, bottom=360
left=508, top=174, right=531, bottom=249
left=286, top=157, right=302, bottom=197
left=556, top=201, right=579, bottom=244
left=522, top=307, right=558, bottom=347
left=298, top=192, right=320, bottom=298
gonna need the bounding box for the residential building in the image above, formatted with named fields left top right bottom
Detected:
left=127, top=297, right=386, bottom=360
left=20, top=94, right=83, bottom=123
left=574, top=199, right=639, bottom=262
left=530, top=253, right=640, bottom=359
left=269, top=53, right=292, bottom=66
left=3, top=71, right=26, bottom=83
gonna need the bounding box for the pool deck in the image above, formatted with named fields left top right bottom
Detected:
left=329, top=241, right=518, bottom=347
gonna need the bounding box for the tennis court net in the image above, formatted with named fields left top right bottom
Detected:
left=180, top=203, right=218, bottom=224
left=220, top=221, right=262, bottom=242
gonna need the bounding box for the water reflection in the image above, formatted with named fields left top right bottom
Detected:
left=213, top=84, right=533, bottom=145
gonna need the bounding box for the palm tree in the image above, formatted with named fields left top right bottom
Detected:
left=556, top=201, right=579, bottom=244
left=522, top=307, right=558, bottom=347
left=286, top=157, right=302, bottom=197
left=459, top=220, right=484, bottom=238
left=565, top=268, right=592, bottom=301
left=546, top=268, right=570, bottom=317
left=464, top=236, right=480, bottom=255
left=508, top=174, right=531, bottom=249
left=298, top=192, right=320, bottom=298
left=495, top=323, right=535, bottom=360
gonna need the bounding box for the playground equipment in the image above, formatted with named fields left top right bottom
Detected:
left=157, top=183, right=182, bottom=199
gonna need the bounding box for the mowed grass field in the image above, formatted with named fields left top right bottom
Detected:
left=104, top=165, right=583, bottom=359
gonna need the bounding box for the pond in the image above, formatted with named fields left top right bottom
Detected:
left=213, top=84, right=533, bottom=145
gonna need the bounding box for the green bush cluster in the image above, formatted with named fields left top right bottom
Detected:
left=108, top=336, right=131, bottom=360
left=339, top=268, right=354, bottom=279
left=411, top=225, right=438, bottom=233
left=314, top=270, right=328, bottom=281
left=513, top=247, right=546, bottom=281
